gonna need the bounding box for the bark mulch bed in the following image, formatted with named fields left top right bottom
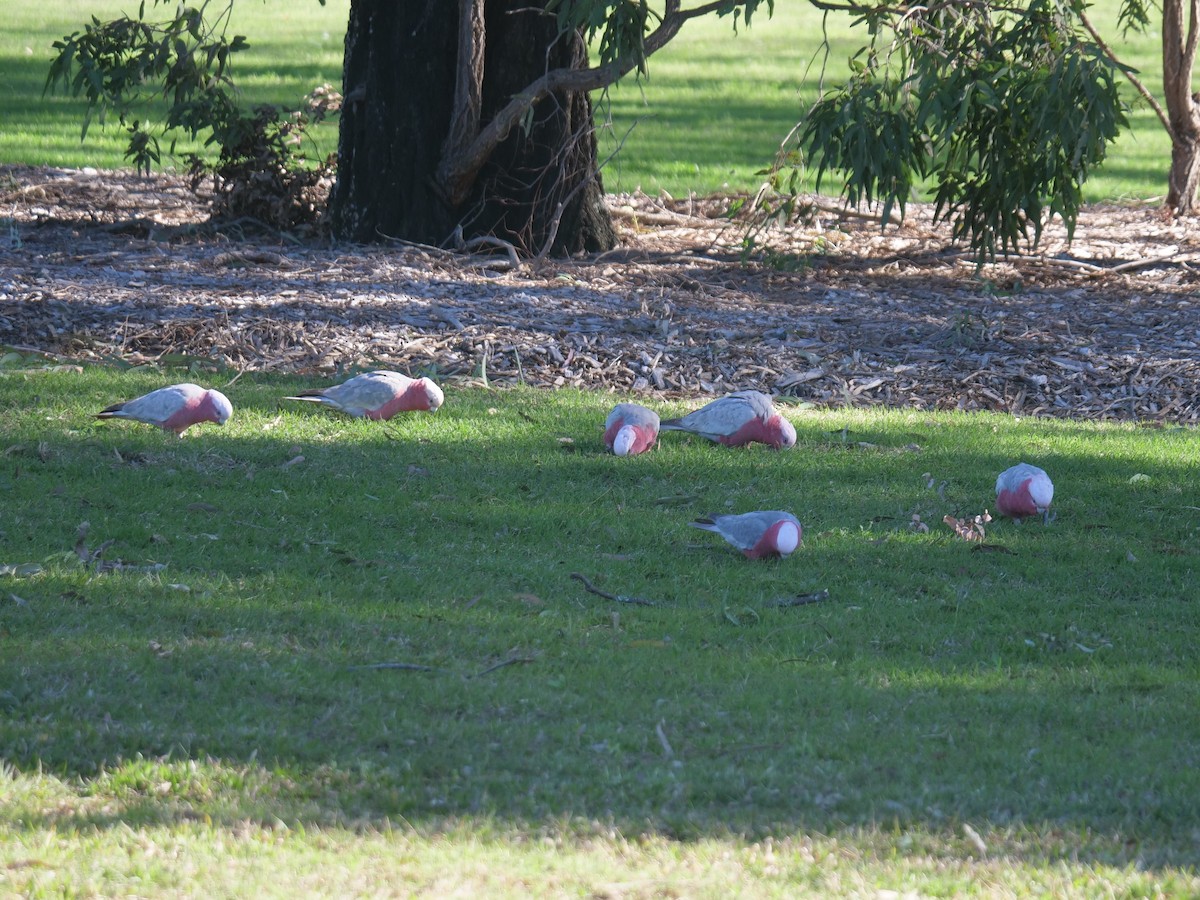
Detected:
left=2, top=164, right=1199, bottom=423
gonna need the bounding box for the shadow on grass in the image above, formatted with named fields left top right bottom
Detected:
left=2, top=396, right=1198, bottom=867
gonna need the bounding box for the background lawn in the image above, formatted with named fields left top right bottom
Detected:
left=1, top=361, right=1198, bottom=894
left=0, top=0, right=1174, bottom=203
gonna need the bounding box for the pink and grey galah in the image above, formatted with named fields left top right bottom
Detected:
left=95, top=382, right=233, bottom=435
left=284, top=370, right=444, bottom=420
left=995, top=463, right=1055, bottom=524
left=603, top=402, right=660, bottom=456
left=660, top=390, right=796, bottom=449
left=689, top=510, right=803, bottom=559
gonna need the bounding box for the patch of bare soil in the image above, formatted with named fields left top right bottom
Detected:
left=2, top=164, right=1198, bottom=422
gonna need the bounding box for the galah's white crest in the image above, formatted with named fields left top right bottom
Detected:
left=95, top=383, right=232, bottom=435
left=995, top=463, right=1054, bottom=524
left=285, top=370, right=443, bottom=420
left=660, top=390, right=796, bottom=449
left=603, top=402, right=660, bottom=456
left=689, top=510, right=803, bottom=559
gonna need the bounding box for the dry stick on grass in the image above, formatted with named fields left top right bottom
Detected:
left=655, top=719, right=675, bottom=759
left=569, top=572, right=656, bottom=606
left=347, top=655, right=534, bottom=676
left=471, top=654, right=537, bottom=678
left=347, top=662, right=445, bottom=673
left=772, top=589, right=831, bottom=608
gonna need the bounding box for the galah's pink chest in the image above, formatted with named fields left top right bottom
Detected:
left=997, top=480, right=1036, bottom=517
left=160, top=395, right=203, bottom=432
left=719, top=415, right=776, bottom=448
left=366, top=387, right=421, bottom=420
left=743, top=521, right=782, bottom=559
left=605, top=420, right=655, bottom=454
left=628, top=425, right=655, bottom=453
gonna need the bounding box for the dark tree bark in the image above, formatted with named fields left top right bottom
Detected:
left=329, top=0, right=616, bottom=255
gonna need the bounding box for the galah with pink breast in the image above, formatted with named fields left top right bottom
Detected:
left=995, top=463, right=1055, bottom=524
left=689, top=510, right=803, bottom=559
left=603, top=402, right=659, bottom=456
left=95, top=383, right=233, bottom=436
left=660, top=390, right=796, bottom=449
left=285, top=370, right=443, bottom=420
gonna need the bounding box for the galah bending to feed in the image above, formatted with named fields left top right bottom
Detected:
left=660, top=390, right=796, bottom=450
left=603, top=402, right=660, bottom=456
left=995, top=463, right=1055, bottom=524
left=284, top=370, right=444, bottom=420
left=95, top=383, right=233, bottom=435
left=689, top=510, right=803, bottom=560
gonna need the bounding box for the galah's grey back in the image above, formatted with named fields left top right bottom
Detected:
left=285, top=370, right=443, bottom=420
left=689, top=510, right=803, bottom=559
left=661, top=390, right=767, bottom=435
left=660, top=390, right=796, bottom=449
left=95, top=382, right=233, bottom=435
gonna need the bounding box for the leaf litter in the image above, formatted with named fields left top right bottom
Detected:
left=3, top=166, right=1200, bottom=424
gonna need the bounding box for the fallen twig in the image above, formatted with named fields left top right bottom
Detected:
left=655, top=719, right=675, bottom=759
left=460, top=234, right=520, bottom=270
left=772, top=589, right=831, bottom=608
left=472, top=654, right=536, bottom=678
left=72, top=520, right=165, bottom=573
left=347, top=662, right=444, bottom=672
left=570, top=572, right=655, bottom=606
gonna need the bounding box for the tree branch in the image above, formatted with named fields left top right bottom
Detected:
left=436, top=0, right=754, bottom=206
left=1078, top=5, right=1171, bottom=136
left=1162, top=0, right=1200, bottom=140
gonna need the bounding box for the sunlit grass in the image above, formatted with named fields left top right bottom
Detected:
left=0, top=1, right=347, bottom=170
left=1, top=361, right=1198, bottom=894
left=0, top=0, right=1177, bottom=203
left=597, top=0, right=1170, bottom=201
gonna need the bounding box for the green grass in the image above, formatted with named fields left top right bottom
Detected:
left=2, top=360, right=1199, bottom=895
left=0, top=1, right=1176, bottom=202
left=598, top=1, right=1172, bottom=203
left=0, top=1, right=347, bottom=170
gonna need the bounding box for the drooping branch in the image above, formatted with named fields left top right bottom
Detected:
left=1078, top=5, right=1170, bottom=135
left=435, top=0, right=754, bottom=206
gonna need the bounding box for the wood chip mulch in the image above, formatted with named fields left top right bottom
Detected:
left=2, top=164, right=1199, bottom=423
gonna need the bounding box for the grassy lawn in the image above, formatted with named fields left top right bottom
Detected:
left=3, top=3, right=1197, bottom=894
left=0, top=1, right=347, bottom=171
left=0, top=0, right=1175, bottom=203
left=1, top=360, right=1199, bottom=895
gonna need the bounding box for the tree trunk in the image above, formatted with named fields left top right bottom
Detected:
left=328, top=0, right=616, bottom=255
left=1162, top=0, right=1200, bottom=213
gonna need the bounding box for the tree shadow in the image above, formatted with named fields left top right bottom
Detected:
left=1, top=405, right=1198, bottom=869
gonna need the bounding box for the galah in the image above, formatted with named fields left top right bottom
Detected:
left=689, top=510, right=803, bottom=559
left=284, top=370, right=443, bottom=420
left=95, top=383, right=233, bottom=435
left=660, top=390, right=796, bottom=449
left=995, top=463, right=1055, bottom=524
left=603, top=402, right=660, bottom=456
